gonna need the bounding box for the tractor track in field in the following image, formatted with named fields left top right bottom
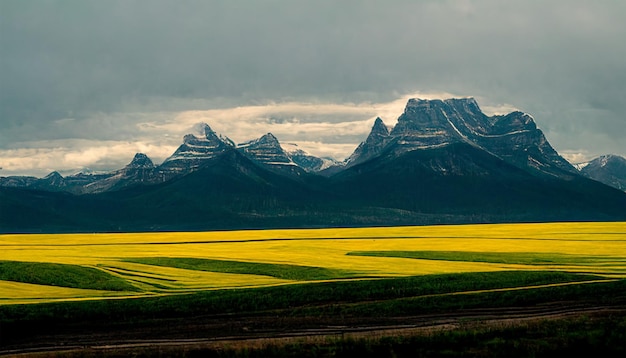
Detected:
left=2, top=302, right=625, bottom=357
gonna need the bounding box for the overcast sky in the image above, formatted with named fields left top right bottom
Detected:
left=1, top=0, right=625, bottom=176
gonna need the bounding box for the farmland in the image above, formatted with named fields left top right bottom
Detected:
left=1, top=222, right=624, bottom=305
left=1, top=222, right=625, bottom=356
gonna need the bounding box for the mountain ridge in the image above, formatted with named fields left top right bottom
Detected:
left=2, top=97, right=625, bottom=233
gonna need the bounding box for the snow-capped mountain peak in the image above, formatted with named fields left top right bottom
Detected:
left=238, top=133, right=280, bottom=148
left=236, top=133, right=299, bottom=173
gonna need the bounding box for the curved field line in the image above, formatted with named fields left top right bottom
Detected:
left=404, top=279, right=618, bottom=300
left=281, top=278, right=620, bottom=311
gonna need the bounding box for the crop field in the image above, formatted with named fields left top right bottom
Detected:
left=0, top=222, right=624, bottom=306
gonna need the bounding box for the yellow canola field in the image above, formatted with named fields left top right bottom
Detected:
left=0, top=222, right=624, bottom=304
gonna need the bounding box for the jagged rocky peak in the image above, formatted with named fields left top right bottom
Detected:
left=389, top=99, right=460, bottom=150
left=39, top=171, right=66, bottom=188
left=238, top=132, right=295, bottom=167
left=44, top=171, right=64, bottom=180
left=491, top=111, right=537, bottom=134
left=345, top=117, right=392, bottom=167
left=162, top=122, right=234, bottom=165
left=126, top=153, right=155, bottom=169
left=371, top=117, right=389, bottom=136
left=247, top=133, right=280, bottom=146
left=400, top=98, right=447, bottom=119
left=183, top=122, right=235, bottom=147
left=238, top=133, right=282, bottom=149
left=393, top=98, right=453, bottom=135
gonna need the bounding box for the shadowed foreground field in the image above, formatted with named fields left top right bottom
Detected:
left=0, top=222, right=624, bottom=356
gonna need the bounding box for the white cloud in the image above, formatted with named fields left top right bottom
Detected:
left=0, top=140, right=177, bottom=177
left=560, top=150, right=592, bottom=165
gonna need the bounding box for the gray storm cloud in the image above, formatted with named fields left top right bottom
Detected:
left=1, top=0, right=625, bottom=176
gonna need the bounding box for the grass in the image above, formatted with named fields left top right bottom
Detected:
left=0, top=260, right=137, bottom=292
left=123, top=257, right=363, bottom=281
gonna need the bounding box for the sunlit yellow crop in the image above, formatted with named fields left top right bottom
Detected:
left=1, top=222, right=624, bottom=305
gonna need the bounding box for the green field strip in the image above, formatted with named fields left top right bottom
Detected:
left=0, top=260, right=138, bottom=291
left=123, top=257, right=363, bottom=281
left=347, top=251, right=626, bottom=266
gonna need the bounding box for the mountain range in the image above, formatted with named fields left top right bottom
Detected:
left=1, top=98, right=625, bottom=233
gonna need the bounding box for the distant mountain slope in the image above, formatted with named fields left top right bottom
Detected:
left=79, top=153, right=157, bottom=193
left=331, top=142, right=626, bottom=220
left=580, top=155, right=626, bottom=191
left=281, top=143, right=340, bottom=173
left=0, top=150, right=336, bottom=232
